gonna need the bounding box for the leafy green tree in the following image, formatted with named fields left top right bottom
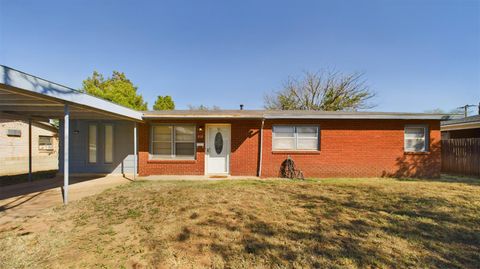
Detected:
left=81, top=71, right=148, bottom=111
left=264, top=71, right=376, bottom=111
left=153, top=95, right=175, bottom=110
left=50, top=119, right=59, bottom=128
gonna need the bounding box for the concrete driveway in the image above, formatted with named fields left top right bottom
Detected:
left=0, top=175, right=132, bottom=230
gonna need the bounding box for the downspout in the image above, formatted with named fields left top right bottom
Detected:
left=258, top=118, right=265, bottom=177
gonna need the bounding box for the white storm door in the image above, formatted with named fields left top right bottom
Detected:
left=206, top=125, right=230, bottom=174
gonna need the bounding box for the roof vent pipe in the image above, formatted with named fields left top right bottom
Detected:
left=240, top=104, right=244, bottom=110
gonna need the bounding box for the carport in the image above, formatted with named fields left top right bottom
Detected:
left=0, top=65, right=143, bottom=204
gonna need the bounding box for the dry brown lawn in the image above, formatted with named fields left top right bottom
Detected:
left=0, top=177, right=479, bottom=269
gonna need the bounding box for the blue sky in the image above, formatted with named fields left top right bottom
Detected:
left=0, top=0, right=479, bottom=112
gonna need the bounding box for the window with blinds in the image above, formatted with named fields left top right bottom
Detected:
left=404, top=126, right=428, bottom=152
left=272, top=125, right=319, bottom=151
left=151, top=125, right=196, bottom=159
left=38, top=136, right=53, bottom=151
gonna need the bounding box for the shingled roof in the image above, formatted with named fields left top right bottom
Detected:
left=143, top=110, right=454, bottom=120
left=441, top=115, right=480, bottom=126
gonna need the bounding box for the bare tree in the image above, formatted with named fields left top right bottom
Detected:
left=187, top=104, right=221, bottom=110
left=424, top=107, right=465, bottom=115
left=264, top=71, right=376, bottom=111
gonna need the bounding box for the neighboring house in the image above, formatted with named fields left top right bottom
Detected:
left=440, top=115, right=480, bottom=177
left=0, top=119, right=58, bottom=176
left=0, top=65, right=452, bottom=183
left=441, top=115, right=480, bottom=139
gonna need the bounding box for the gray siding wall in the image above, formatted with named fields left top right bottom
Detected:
left=59, top=120, right=135, bottom=174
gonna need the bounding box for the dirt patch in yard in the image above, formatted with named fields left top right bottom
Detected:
left=0, top=178, right=479, bottom=268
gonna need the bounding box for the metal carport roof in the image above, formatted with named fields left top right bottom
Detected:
left=0, top=65, right=143, bottom=121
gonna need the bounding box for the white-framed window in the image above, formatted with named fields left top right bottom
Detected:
left=88, top=124, right=97, bottom=163
left=150, top=125, right=196, bottom=159
left=38, top=135, right=53, bottom=151
left=104, top=124, right=114, bottom=163
left=272, top=125, right=319, bottom=151
left=404, top=125, right=428, bottom=152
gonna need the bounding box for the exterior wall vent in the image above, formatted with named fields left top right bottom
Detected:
left=7, top=129, right=21, bottom=137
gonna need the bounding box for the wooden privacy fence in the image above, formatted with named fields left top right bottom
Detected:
left=442, top=138, right=480, bottom=177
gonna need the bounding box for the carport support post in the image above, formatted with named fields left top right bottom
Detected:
left=63, top=104, right=69, bottom=205
left=133, top=122, right=137, bottom=180
left=28, top=119, right=32, bottom=182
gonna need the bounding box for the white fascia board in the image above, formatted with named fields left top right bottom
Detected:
left=0, top=65, right=143, bottom=121
left=264, top=113, right=452, bottom=120
left=144, top=113, right=452, bottom=120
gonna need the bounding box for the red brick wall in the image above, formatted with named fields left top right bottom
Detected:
left=261, top=119, right=441, bottom=178
left=138, top=120, right=260, bottom=176
left=230, top=121, right=261, bottom=176
left=138, top=119, right=441, bottom=178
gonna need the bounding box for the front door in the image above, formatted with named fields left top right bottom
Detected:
left=206, top=124, right=230, bottom=175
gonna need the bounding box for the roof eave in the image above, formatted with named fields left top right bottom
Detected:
left=142, top=114, right=452, bottom=120
left=441, top=122, right=480, bottom=131
left=143, top=115, right=264, bottom=119
left=265, top=114, right=450, bottom=120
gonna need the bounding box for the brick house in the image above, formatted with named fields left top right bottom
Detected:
left=138, top=110, right=444, bottom=178
left=1, top=64, right=450, bottom=203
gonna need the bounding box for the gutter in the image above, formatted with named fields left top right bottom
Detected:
left=258, top=118, right=265, bottom=177
left=264, top=113, right=454, bottom=120
left=141, top=112, right=457, bottom=121
left=141, top=115, right=263, bottom=119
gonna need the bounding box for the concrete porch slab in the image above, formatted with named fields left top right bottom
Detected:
left=139, top=175, right=260, bottom=181
left=0, top=174, right=131, bottom=230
